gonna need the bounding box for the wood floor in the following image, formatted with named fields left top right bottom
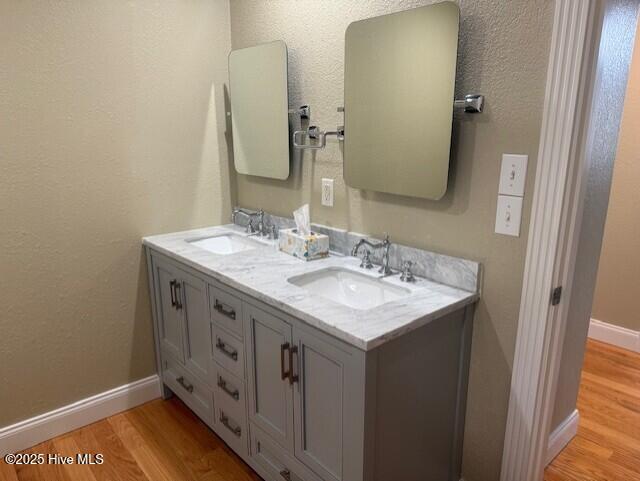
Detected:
left=0, top=397, right=261, bottom=481
left=545, top=339, right=640, bottom=481
left=2, top=339, right=638, bottom=481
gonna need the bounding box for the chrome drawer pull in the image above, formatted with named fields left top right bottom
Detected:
left=176, top=376, right=194, bottom=393
left=214, top=300, right=236, bottom=320
left=216, top=338, right=238, bottom=361
left=279, top=469, right=292, bottom=481
left=217, top=376, right=240, bottom=400
left=219, top=411, right=241, bottom=437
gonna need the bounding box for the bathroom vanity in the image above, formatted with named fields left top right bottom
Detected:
left=143, top=213, right=480, bottom=481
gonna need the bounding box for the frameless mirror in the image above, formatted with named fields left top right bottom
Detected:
left=344, top=2, right=460, bottom=199
left=229, top=40, right=290, bottom=180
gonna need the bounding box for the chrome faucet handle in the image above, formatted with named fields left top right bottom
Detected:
left=400, top=260, right=415, bottom=283
left=256, top=210, right=265, bottom=235
left=360, top=249, right=374, bottom=269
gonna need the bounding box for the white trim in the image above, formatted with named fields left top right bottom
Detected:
left=500, top=2, right=593, bottom=481
left=0, top=375, right=161, bottom=456
left=589, top=318, right=640, bottom=352
left=546, top=409, right=579, bottom=465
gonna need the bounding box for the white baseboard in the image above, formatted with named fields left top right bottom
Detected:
left=0, top=375, right=161, bottom=456
left=589, top=318, right=640, bottom=353
left=546, top=409, right=579, bottom=465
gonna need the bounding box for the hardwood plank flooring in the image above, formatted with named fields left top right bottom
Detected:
left=545, top=339, right=640, bottom=481
left=0, top=397, right=261, bottom=481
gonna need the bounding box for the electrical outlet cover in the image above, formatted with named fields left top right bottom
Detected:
left=321, top=178, right=334, bottom=207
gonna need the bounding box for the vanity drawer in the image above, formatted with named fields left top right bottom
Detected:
left=213, top=362, right=246, bottom=422
left=215, top=395, right=248, bottom=458
left=212, top=324, right=246, bottom=379
left=209, top=285, right=243, bottom=338
left=249, top=423, right=322, bottom=481
left=162, top=355, right=213, bottom=427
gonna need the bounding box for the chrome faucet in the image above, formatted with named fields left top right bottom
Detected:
left=351, top=234, right=393, bottom=276
left=231, top=208, right=264, bottom=235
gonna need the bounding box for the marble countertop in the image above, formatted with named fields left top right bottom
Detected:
left=143, top=224, right=478, bottom=351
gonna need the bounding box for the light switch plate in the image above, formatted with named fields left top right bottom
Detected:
left=321, top=178, right=334, bottom=207
left=495, top=195, right=523, bottom=236
left=499, top=154, right=528, bottom=196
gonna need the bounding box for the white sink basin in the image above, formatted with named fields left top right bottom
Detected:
left=288, top=267, right=411, bottom=310
left=188, top=233, right=264, bottom=255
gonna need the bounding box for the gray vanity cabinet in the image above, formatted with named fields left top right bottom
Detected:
left=293, top=328, right=349, bottom=481
left=146, top=246, right=474, bottom=481
left=245, top=303, right=295, bottom=450
left=245, top=303, right=366, bottom=481
left=180, top=270, right=210, bottom=382
left=150, top=255, right=210, bottom=383
left=152, top=258, right=186, bottom=363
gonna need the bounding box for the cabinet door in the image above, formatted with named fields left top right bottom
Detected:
left=180, top=269, right=210, bottom=382
left=293, top=328, right=349, bottom=481
left=153, top=257, right=184, bottom=363
left=245, top=304, right=295, bottom=451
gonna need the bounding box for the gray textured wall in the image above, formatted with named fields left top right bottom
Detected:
left=552, top=0, right=640, bottom=431
left=229, top=2, right=553, bottom=480
left=591, top=19, right=640, bottom=332
left=0, top=0, right=232, bottom=426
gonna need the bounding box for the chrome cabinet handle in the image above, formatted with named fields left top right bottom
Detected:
left=217, top=375, right=240, bottom=400
left=176, top=376, right=193, bottom=393
left=288, top=345, right=299, bottom=385
left=169, top=280, right=177, bottom=307
left=174, top=282, right=182, bottom=310
left=213, top=300, right=236, bottom=320
left=279, top=469, right=292, bottom=481
left=219, top=411, right=241, bottom=437
left=216, top=338, right=238, bottom=361
left=280, top=342, right=290, bottom=381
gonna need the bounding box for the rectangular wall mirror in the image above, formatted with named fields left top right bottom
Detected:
left=229, top=40, right=290, bottom=180
left=343, top=2, right=460, bottom=199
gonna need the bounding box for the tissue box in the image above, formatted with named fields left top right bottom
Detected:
left=279, top=228, right=329, bottom=261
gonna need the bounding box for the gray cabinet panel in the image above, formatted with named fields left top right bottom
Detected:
left=180, top=270, right=210, bottom=382
left=154, top=258, right=184, bottom=363
left=250, top=423, right=323, bottom=481
left=213, top=362, right=246, bottom=422
left=215, top=394, right=248, bottom=458
left=293, top=329, right=347, bottom=481
left=245, top=304, right=295, bottom=451
left=162, top=353, right=213, bottom=427
left=210, top=284, right=244, bottom=338
left=212, top=324, right=245, bottom=379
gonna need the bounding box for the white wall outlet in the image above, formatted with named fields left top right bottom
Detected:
left=499, top=154, right=528, bottom=197
left=321, top=178, right=334, bottom=207
left=495, top=195, right=523, bottom=236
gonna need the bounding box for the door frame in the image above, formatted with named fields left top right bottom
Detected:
left=501, top=0, right=640, bottom=479
left=500, top=1, right=596, bottom=480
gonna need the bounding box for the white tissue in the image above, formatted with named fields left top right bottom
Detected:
left=293, top=204, right=311, bottom=236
